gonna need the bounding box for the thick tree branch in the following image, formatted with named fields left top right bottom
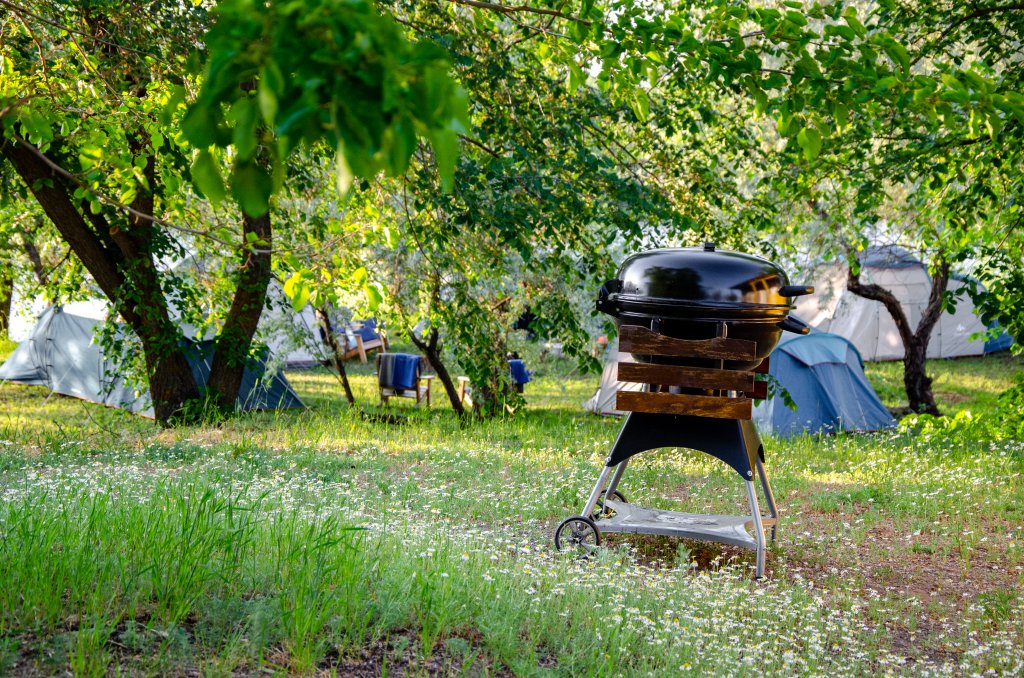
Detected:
left=444, top=0, right=592, bottom=26
left=206, top=208, right=273, bottom=408
left=7, top=136, right=266, bottom=252
left=916, top=259, right=952, bottom=343
left=2, top=139, right=126, bottom=305
left=315, top=304, right=356, bottom=405
left=846, top=266, right=916, bottom=352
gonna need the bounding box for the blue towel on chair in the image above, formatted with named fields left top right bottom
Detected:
left=392, top=353, right=420, bottom=390
left=509, top=359, right=530, bottom=385
left=378, top=353, right=396, bottom=388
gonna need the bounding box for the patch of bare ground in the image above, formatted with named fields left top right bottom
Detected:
left=934, top=391, right=971, bottom=404
left=315, top=630, right=513, bottom=677
left=780, top=482, right=1020, bottom=610
left=3, top=628, right=516, bottom=677
left=880, top=618, right=961, bottom=668
left=778, top=482, right=1022, bottom=662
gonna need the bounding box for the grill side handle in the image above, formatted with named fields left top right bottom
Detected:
left=778, top=285, right=814, bottom=297
left=596, top=279, right=622, bottom=317
left=780, top=315, right=811, bottom=334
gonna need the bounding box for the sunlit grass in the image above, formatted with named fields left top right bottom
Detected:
left=0, top=337, right=15, bottom=361
left=864, top=352, right=1022, bottom=414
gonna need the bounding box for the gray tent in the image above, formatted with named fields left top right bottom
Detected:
left=0, top=306, right=304, bottom=417
left=753, top=328, right=895, bottom=437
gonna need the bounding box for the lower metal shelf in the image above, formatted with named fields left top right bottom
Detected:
left=595, top=500, right=776, bottom=551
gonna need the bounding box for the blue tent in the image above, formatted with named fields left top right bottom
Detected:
left=0, top=306, right=304, bottom=417
left=753, top=329, right=895, bottom=437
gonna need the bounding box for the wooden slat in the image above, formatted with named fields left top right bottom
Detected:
left=617, top=362, right=755, bottom=392
left=618, top=325, right=756, bottom=361
left=616, top=391, right=753, bottom=420
left=751, top=380, right=768, bottom=399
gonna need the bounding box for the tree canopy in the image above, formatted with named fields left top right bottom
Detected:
left=2, top=0, right=1021, bottom=422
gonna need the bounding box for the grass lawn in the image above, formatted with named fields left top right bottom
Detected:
left=0, top=346, right=1022, bottom=676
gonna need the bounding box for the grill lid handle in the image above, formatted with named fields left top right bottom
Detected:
left=596, top=279, right=622, bottom=317
left=778, top=285, right=814, bottom=297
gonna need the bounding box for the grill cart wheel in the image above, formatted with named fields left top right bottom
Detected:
left=554, top=516, right=601, bottom=553
left=593, top=489, right=628, bottom=519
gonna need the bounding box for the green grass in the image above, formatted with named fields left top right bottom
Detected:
left=863, top=352, right=1022, bottom=414
left=0, top=337, right=15, bottom=362
left=0, top=350, right=1023, bottom=675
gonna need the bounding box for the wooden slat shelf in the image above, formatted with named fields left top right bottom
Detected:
left=618, top=325, right=756, bottom=361
left=617, top=362, right=754, bottom=392
left=616, top=391, right=753, bottom=420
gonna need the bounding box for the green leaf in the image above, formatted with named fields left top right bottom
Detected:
left=230, top=98, right=259, bottom=162
left=258, top=78, right=278, bottom=127
left=968, top=109, right=982, bottom=138
left=963, top=70, right=989, bottom=92
left=784, top=10, right=807, bottom=26
left=883, top=40, right=910, bottom=77
left=874, top=76, right=899, bottom=91
left=283, top=274, right=310, bottom=312
left=230, top=161, right=273, bottom=217
left=385, top=115, right=415, bottom=177
left=941, top=73, right=966, bottom=91
left=567, top=61, right=586, bottom=94
left=161, top=86, right=186, bottom=126
left=797, top=126, right=822, bottom=161
left=833, top=101, right=849, bottom=129
left=825, top=24, right=856, bottom=40
left=431, top=129, right=459, bottom=192
left=190, top=150, right=226, bottom=205
left=78, top=145, right=103, bottom=170
left=630, top=90, right=650, bottom=122
left=985, top=111, right=1003, bottom=139
left=335, top=145, right=354, bottom=195
left=843, top=8, right=867, bottom=37
left=364, top=283, right=383, bottom=311
left=181, top=105, right=217, bottom=148
left=752, top=85, right=769, bottom=115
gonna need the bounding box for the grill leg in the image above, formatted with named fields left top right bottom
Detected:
left=582, top=466, right=613, bottom=519
left=604, top=459, right=629, bottom=500
left=746, top=480, right=767, bottom=578
left=755, top=456, right=779, bottom=542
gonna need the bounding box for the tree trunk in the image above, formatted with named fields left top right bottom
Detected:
left=903, top=338, right=939, bottom=415
left=410, top=327, right=466, bottom=417
left=0, top=272, right=12, bottom=338
left=21, top=228, right=49, bottom=286
left=315, top=305, right=356, bottom=405
left=206, top=210, right=273, bottom=410
left=847, top=258, right=950, bottom=415
left=2, top=138, right=201, bottom=423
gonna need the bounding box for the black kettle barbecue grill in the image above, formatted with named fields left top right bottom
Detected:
left=555, top=244, right=813, bottom=577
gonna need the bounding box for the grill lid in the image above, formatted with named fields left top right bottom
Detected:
left=597, top=244, right=812, bottom=320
